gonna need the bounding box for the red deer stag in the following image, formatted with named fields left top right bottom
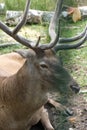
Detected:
left=0, top=0, right=87, bottom=130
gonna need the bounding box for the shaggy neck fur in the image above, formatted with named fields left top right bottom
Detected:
left=0, top=60, right=48, bottom=121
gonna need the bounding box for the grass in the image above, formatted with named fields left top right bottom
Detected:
left=63, top=0, right=77, bottom=6
left=0, top=0, right=77, bottom=11
left=1, top=0, right=57, bottom=11
left=59, top=19, right=87, bottom=87
left=30, top=0, right=57, bottom=11
left=4, top=0, right=25, bottom=11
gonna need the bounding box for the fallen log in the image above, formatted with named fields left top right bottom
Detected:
left=5, top=6, right=87, bottom=26
left=5, top=9, right=53, bottom=26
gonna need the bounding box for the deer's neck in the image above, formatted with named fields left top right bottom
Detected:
left=0, top=61, right=48, bottom=119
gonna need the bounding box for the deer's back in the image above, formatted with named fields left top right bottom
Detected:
left=0, top=52, right=25, bottom=76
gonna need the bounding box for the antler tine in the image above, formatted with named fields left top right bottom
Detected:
left=59, top=25, right=87, bottom=43
left=35, top=36, right=41, bottom=47
left=0, top=0, right=36, bottom=49
left=54, top=28, right=87, bottom=51
left=48, top=0, right=62, bottom=43
left=12, top=0, right=30, bottom=35
left=39, top=0, right=64, bottom=50
left=0, top=20, right=34, bottom=49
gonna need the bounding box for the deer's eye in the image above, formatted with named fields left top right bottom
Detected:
left=40, top=62, right=48, bottom=69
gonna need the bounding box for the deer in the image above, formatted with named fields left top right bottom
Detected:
left=0, top=0, right=87, bottom=130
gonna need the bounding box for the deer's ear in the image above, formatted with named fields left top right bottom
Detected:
left=14, top=49, right=36, bottom=58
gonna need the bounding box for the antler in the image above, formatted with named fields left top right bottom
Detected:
left=39, top=0, right=87, bottom=51
left=45, top=0, right=87, bottom=51
left=59, top=26, right=87, bottom=43
left=39, top=0, right=63, bottom=49
left=0, top=0, right=35, bottom=49
left=0, top=0, right=87, bottom=51
left=12, top=0, right=30, bottom=34
left=0, top=0, right=63, bottom=51
left=54, top=25, right=87, bottom=51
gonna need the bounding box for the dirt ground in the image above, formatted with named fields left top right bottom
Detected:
left=30, top=88, right=87, bottom=130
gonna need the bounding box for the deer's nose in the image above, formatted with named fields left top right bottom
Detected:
left=70, top=85, right=80, bottom=93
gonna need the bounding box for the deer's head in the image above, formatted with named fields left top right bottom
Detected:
left=0, top=0, right=87, bottom=94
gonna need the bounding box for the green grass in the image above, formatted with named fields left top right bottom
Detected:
left=30, top=0, right=57, bottom=11
left=0, top=0, right=78, bottom=11
left=0, top=0, right=79, bottom=13
left=3, top=0, right=57, bottom=11
left=4, top=0, right=25, bottom=11
left=63, top=0, right=77, bottom=6
left=58, top=19, right=87, bottom=86
left=1, top=0, right=77, bottom=11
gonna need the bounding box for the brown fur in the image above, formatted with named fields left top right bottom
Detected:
left=0, top=52, right=25, bottom=76
left=0, top=49, right=79, bottom=130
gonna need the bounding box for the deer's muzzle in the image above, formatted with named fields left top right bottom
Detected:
left=70, top=85, right=80, bottom=93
